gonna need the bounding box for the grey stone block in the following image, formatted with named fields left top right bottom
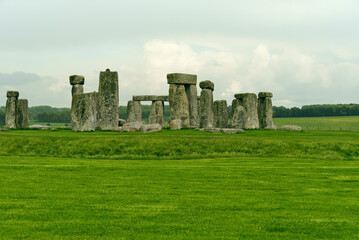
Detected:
left=167, top=73, right=197, bottom=85
left=213, top=100, right=228, bottom=128
left=258, top=93, right=274, bottom=129
left=234, top=93, right=259, bottom=129
left=5, top=91, right=18, bottom=128
left=16, top=99, right=29, bottom=128
left=199, top=88, right=214, bottom=128
left=199, top=80, right=214, bottom=91
left=140, top=123, right=162, bottom=133
left=7, top=91, right=19, bottom=98
left=69, top=75, right=85, bottom=85
left=258, top=92, right=273, bottom=98
left=149, top=101, right=165, bottom=127
left=97, top=69, right=119, bottom=130
left=169, top=119, right=182, bottom=130
left=169, top=84, right=190, bottom=128
left=280, top=125, right=302, bottom=131
left=71, top=92, right=98, bottom=132
left=185, top=84, right=199, bottom=127
left=127, top=100, right=142, bottom=123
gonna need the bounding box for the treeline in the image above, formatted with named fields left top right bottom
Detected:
left=273, top=104, right=359, bottom=118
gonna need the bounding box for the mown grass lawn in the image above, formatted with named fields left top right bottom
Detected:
left=0, top=129, right=358, bottom=239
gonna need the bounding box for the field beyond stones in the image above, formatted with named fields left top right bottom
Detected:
left=0, top=128, right=359, bottom=239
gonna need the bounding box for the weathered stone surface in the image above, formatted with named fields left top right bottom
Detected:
left=69, top=75, right=85, bottom=85
left=199, top=80, right=214, bottom=91
left=140, top=123, right=162, bottom=133
left=235, top=93, right=259, bottom=129
left=123, top=121, right=143, bottom=132
left=72, top=85, right=84, bottom=96
left=169, top=119, right=182, bottom=130
left=118, top=119, right=126, bottom=126
left=16, top=99, right=29, bottom=128
left=264, top=125, right=278, bottom=130
left=185, top=84, right=199, bottom=127
left=280, top=125, right=302, bottom=131
left=258, top=93, right=274, bottom=129
left=7, top=91, right=19, bottom=98
left=71, top=92, right=98, bottom=132
left=230, top=103, right=245, bottom=129
left=149, top=101, right=165, bottom=127
left=203, top=128, right=221, bottom=133
left=127, top=100, right=142, bottom=123
left=167, top=73, right=197, bottom=85
left=29, top=125, right=53, bottom=130
left=258, top=92, right=273, bottom=98
left=133, top=95, right=169, bottom=101
left=169, top=84, right=190, bottom=128
left=5, top=91, right=18, bottom=129
left=199, top=88, right=214, bottom=128
left=97, top=69, right=119, bottom=130
left=213, top=100, right=228, bottom=128
left=221, top=128, right=245, bottom=134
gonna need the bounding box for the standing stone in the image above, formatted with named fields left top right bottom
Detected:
left=213, top=100, right=228, bottom=128
left=97, top=69, right=119, bottom=130
left=258, top=92, right=275, bottom=129
left=71, top=92, right=98, bottom=131
left=185, top=84, right=199, bottom=127
left=5, top=91, right=19, bottom=128
left=127, top=100, right=142, bottom=123
left=230, top=101, right=245, bottom=129
left=16, top=99, right=29, bottom=128
left=168, top=84, right=190, bottom=128
left=234, top=93, right=259, bottom=129
left=69, top=75, right=85, bottom=96
left=199, top=81, right=214, bottom=128
left=149, top=101, right=165, bottom=127
left=197, top=96, right=201, bottom=117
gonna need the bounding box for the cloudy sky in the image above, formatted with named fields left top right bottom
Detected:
left=0, top=0, right=358, bottom=107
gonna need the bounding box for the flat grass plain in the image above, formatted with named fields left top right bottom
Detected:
left=0, top=126, right=359, bottom=239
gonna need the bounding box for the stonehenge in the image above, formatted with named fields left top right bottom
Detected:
left=70, top=69, right=119, bottom=132
left=65, top=68, right=275, bottom=132
left=5, top=91, right=29, bottom=129
left=167, top=73, right=199, bottom=129
left=199, top=80, right=214, bottom=128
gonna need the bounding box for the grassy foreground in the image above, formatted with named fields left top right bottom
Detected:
left=0, top=129, right=359, bottom=239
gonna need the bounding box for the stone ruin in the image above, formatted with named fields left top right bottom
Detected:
left=68, top=69, right=275, bottom=132
left=70, top=69, right=119, bottom=132
left=5, top=91, right=29, bottom=129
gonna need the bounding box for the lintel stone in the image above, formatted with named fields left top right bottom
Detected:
left=69, top=75, right=85, bottom=85
left=133, top=95, right=169, bottom=101
left=167, top=73, right=197, bottom=85
left=7, top=91, right=19, bottom=98
left=199, top=80, right=214, bottom=91
left=235, top=93, right=257, bottom=99
left=258, top=92, right=273, bottom=98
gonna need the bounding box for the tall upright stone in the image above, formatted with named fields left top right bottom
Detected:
left=97, top=69, right=119, bottom=130
left=69, top=75, right=84, bottom=95
left=71, top=92, right=98, bottom=131
left=258, top=92, right=275, bottom=129
left=230, top=98, right=245, bottom=129
left=185, top=85, right=199, bottom=127
left=234, top=93, right=259, bottom=129
left=199, top=80, right=214, bottom=128
left=149, top=101, right=165, bottom=127
left=17, top=99, right=29, bottom=128
left=213, top=100, right=228, bottom=128
left=168, top=73, right=197, bottom=129
left=5, top=91, right=19, bottom=128
left=127, top=100, right=142, bottom=123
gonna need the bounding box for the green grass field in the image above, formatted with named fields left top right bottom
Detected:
left=274, top=115, right=359, bottom=131
left=0, top=128, right=359, bottom=239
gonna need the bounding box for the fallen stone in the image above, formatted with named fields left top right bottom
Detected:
left=221, top=128, right=245, bottom=134
left=264, top=125, right=278, bottom=130
left=140, top=123, right=162, bottom=133
left=199, top=80, right=214, bottom=91
left=280, top=125, right=302, bottom=131
left=123, top=121, right=144, bottom=132
left=118, top=119, right=126, bottom=127
left=169, top=119, right=182, bottom=130
left=29, top=125, right=53, bottom=130
left=132, top=95, right=169, bottom=101
left=203, top=128, right=222, bottom=133
left=167, top=73, right=197, bottom=85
